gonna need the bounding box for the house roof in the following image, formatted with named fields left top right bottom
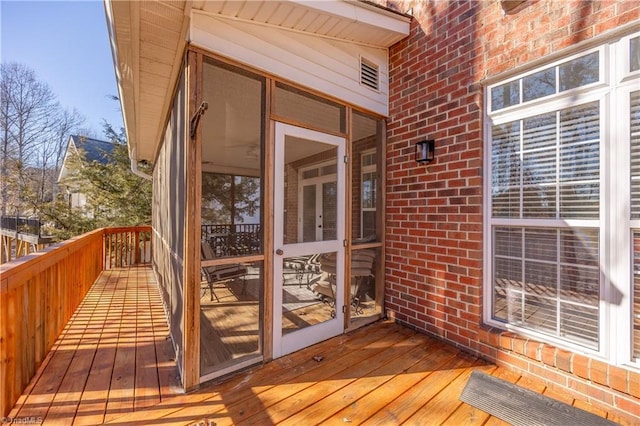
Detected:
left=71, top=135, right=117, bottom=164
left=104, top=0, right=411, bottom=164
left=57, top=135, right=118, bottom=184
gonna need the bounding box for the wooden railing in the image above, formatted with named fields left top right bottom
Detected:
left=0, top=225, right=152, bottom=417
left=103, top=226, right=152, bottom=268
left=201, top=223, right=261, bottom=257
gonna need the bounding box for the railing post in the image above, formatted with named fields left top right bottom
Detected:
left=102, top=231, right=107, bottom=270
left=135, top=228, right=140, bottom=265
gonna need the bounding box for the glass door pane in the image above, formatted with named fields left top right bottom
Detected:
left=282, top=251, right=335, bottom=335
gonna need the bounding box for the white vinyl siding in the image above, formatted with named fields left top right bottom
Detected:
left=485, top=32, right=640, bottom=365
left=190, top=11, right=390, bottom=116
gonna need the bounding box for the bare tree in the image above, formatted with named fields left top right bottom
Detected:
left=0, top=64, right=15, bottom=216
left=1, top=62, right=58, bottom=216
left=0, top=62, right=84, bottom=217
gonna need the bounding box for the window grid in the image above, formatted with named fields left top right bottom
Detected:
left=493, top=226, right=600, bottom=349
left=491, top=103, right=600, bottom=220
left=490, top=49, right=601, bottom=112
left=486, top=34, right=640, bottom=361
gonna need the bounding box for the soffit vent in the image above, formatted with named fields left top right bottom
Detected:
left=360, top=58, right=379, bottom=91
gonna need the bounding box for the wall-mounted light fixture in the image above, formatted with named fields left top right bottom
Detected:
left=415, top=139, right=435, bottom=163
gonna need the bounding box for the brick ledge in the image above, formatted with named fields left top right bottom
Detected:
left=478, top=325, right=640, bottom=422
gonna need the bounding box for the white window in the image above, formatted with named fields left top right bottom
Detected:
left=485, top=32, right=640, bottom=366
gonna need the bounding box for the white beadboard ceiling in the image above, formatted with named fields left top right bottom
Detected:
left=105, top=0, right=410, bottom=163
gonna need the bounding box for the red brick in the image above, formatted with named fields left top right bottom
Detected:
left=573, top=354, right=590, bottom=380
left=567, top=377, right=590, bottom=399
left=511, top=336, right=527, bottom=356
left=499, top=332, right=516, bottom=351
left=589, top=359, right=609, bottom=387
left=586, top=384, right=611, bottom=406
left=530, top=363, right=565, bottom=384
left=524, top=341, right=542, bottom=361
left=613, top=394, right=640, bottom=420
left=478, top=342, right=497, bottom=359
left=555, top=349, right=573, bottom=373
left=629, top=370, right=640, bottom=399
left=496, top=350, right=529, bottom=372
left=608, top=366, right=628, bottom=395
left=541, top=345, right=557, bottom=367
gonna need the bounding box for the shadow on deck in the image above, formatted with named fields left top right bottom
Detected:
left=6, top=267, right=631, bottom=425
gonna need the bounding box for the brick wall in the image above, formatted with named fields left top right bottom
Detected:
left=384, top=0, right=640, bottom=420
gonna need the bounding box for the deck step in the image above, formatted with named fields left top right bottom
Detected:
left=460, top=370, right=617, bottom=426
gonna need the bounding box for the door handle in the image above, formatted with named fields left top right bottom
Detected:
left=276, top=249, right=284, bottom=255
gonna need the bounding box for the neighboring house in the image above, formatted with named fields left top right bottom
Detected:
left=57, top=135, right=116, bottom=215
left=105, top=0, right=640, bottom=419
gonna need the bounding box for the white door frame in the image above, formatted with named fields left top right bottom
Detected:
left=273, top=122, right=346, bottom=358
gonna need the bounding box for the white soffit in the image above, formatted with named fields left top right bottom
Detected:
left=105, top=0, right=190, bottom=163
left=193, top=0, right=410, bottom=48
left=106, top=0, right=410, bottom=163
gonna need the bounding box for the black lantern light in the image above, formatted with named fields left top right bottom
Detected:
left=415, top=139, right=435, bottom=163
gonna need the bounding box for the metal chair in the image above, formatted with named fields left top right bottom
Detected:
left=200, top=241, right=247, bottom=302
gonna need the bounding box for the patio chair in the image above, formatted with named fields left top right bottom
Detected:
left=201, top=241, right=247, bottom=302
left=313, top=249, right=375, bottom=317
left=283, top=253, right=321, bottom=289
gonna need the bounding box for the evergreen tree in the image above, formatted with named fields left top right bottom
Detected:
left=39, top=123, right=152, bottom=240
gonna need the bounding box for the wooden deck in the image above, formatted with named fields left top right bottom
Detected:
left=6, top=267, right=180, bottom=425
left=7, top=267, right=630, bottom=425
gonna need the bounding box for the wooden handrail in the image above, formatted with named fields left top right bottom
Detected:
left=0, top=225, right=152, bottom=417
left=103, top=226, right=152, bottom=269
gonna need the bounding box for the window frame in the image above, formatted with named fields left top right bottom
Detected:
left=360, top=149, right=377, bottom=239
left=617, top=80, right=640, bottom=366
left=484, top=32, right=640, bottom=367
left=620, top=33, right=640, bottom=80
left=488, top=46, right=606, bottom=114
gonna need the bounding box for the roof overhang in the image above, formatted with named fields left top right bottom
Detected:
left=105, top=0, right=410, bottom=163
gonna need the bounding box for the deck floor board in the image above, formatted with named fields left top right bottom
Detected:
left=6, top=267, right=630, bottom=425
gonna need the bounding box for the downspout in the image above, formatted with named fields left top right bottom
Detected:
left=129, top=146, right=152, bottom=181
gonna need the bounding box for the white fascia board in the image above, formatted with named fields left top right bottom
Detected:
left=104, top=0, right=138, bottom=163
left=290, top=0, right=410, bottom=41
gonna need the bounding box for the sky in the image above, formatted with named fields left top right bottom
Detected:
left=1, top=0, right=124, bottom=137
